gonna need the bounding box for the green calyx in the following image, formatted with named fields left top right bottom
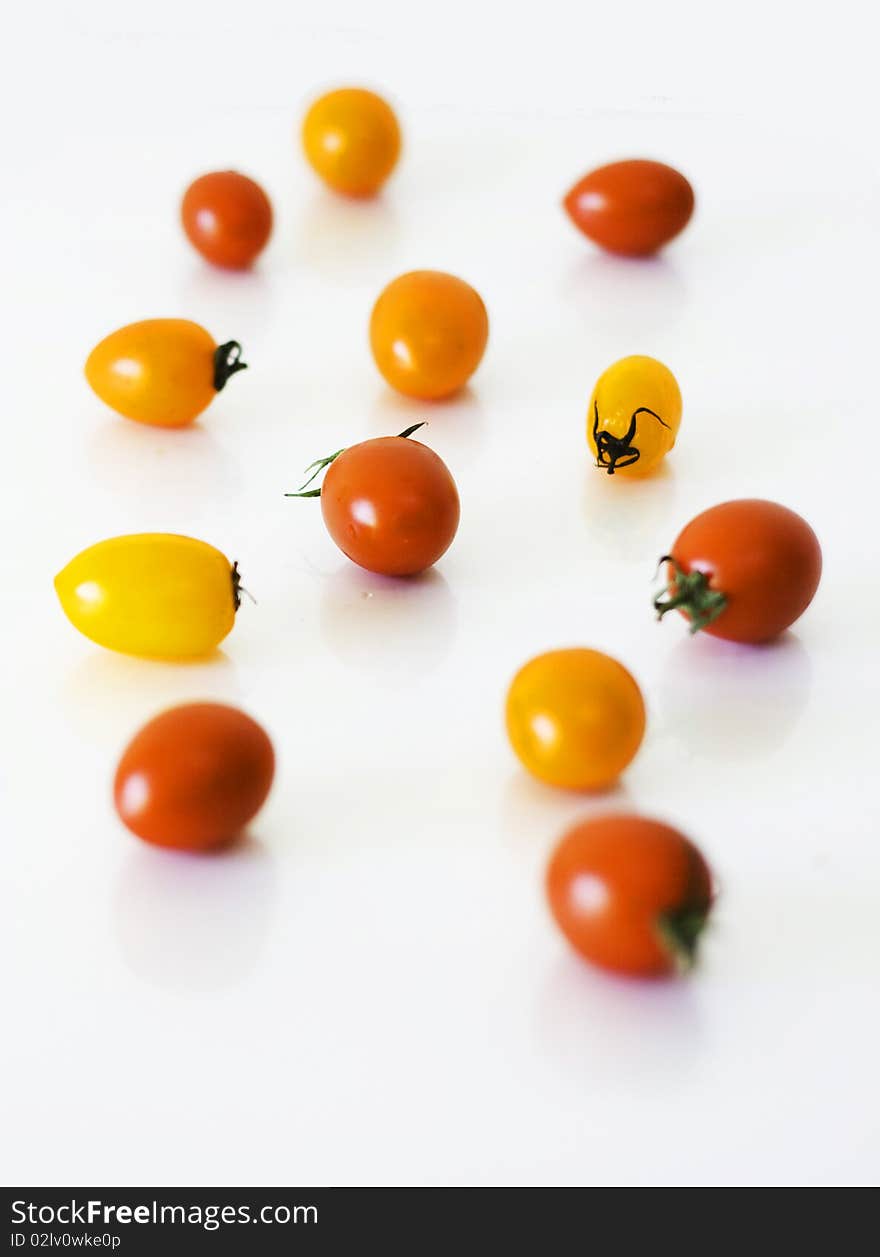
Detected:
left=657, top=905, right=709, bottom=972
left=653, top=556, right=727, bottom=635
left=213, top=341, right=248, bottom=391
left=283, top=422, right=426, bottom=499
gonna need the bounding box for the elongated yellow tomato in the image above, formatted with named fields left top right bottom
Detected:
left=54, top=534, right=240, bottom=658
left=587, top=355, right=681, bottom=476
left=85, top=319, right=247, bottom=428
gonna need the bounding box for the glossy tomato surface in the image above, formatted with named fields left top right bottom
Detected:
left=181, top=170, right=273, bottom=269
left=84, top=319, right=242, bottom=427
left=321, top=435, right=460, bottom=576
left=54, top=533, right=239, bottom=658
left=547, top=815, right=713, bottom=977
left=663, top=499, right=822, bottom=643
left=370, top=270, right=489, bottom=400
left=588, top=354, right=682, bottom=476
left=505, top=649, right=645, bottom=790
left=564, top=159, right=694, bottom=256
left=114, top=703, right=275, bottom=851
left=302, top=87, right=401, bottom=196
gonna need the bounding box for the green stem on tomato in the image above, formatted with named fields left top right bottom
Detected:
left=284, top=422, right=427, bottom=499
left=653, top=555, right=727, bottom=634
left=657, top=906, right=709, bottom=971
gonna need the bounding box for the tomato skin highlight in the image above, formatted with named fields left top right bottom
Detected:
left=661, top=499, right=823, bottom=643
left=564, top=159, right=694, bottom=256
left=320, top=436, right=460, bottom=577
left=302, top=87, right=401, bottom=197
left=114, top=703, right=275, bottom=852
left=505, top=649, right=646, bottom=790
left=181, top=171, right=273, bottom=269
left=85, top=319, right=238, bottom=428
left=587, top=354, right=682, bottom=477
left=370, top=270, right=489, bottom=400
left=547, top=815, right=713, bottom=977
left=54, top=534, right=238, bottom=659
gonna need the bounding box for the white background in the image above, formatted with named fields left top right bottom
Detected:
left=2, top=1, right=879, bottom=1186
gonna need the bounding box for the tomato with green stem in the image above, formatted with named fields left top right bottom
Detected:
left=654, top=499, right=822, bottom=643
left=85, top=319, right=247, bottom=428
left=115, top=703, right=275, bottom=851
left=286, top=423, right=460, bottom=577
left=547, top=814, right=713, bottom=977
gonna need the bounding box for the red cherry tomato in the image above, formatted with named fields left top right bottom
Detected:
left=181, top=171, right=273, bottom=269
left=114, top=703, right=275, bottom=851
left=546, top=815, right=713, bottom=977
left=655, top=499, right=822, bottom=643
left=563, top=159, right=694, bottom=256
left=288, top=425, right=460, bottom=577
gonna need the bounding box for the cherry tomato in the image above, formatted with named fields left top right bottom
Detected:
left=54, top=534, right=243, bottom=658
left=302, top=87, right=401, bottom=197
left=115, top=703, right=275, bottom=851
left=370, top=270, right=489, bottom=400
left=588, top=355, right=681, bottom=476
left=181, top=170, right=273, bottom=269
left=288, top=424, right=459, bottom=577
left=505, top=649, right=646, bottom=790
left=655, top=499, right=822, bottom=643
left=564, top=160, right=695, bottom=256
left=547, top=814, right=713, bottom=977
left=85, top=319, right=247, bottom=428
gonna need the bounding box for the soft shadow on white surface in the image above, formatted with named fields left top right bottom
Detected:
left=367, top=384, right=488, bottom=447
left=534, top=951, right=704, bottom=1086
left=500, top=770, right=632, bottom=858
left=113, top=836, right=275, bottom=992
left=295, top=190, right=400, bottom=280
left=62, top=649, right=240, bottom=743
left=563, top=251, right=689, bottom=337
left=581, top=459, right=679, bottom=562
left=86, top=418, right=241, bottom=503
left=657, top=631, right=812, bottom=760
left=319, top=565, right=456, bottom=683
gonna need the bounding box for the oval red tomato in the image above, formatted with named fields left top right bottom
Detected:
left=546, top=814, right=713, bottom=977
left=290, top=428, right=460, bottom=577
left=181, top=170, right=273, bottom=269
left=114, top=703, right=275, bottom=851
left=655, top=499, right=822, bottom=643
left=563, top=159, right=694, bottom=256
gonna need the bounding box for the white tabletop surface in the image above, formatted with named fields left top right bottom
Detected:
left=3, top=0, right=878, bottom=1186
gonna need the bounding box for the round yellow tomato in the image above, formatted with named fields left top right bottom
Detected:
left=370, top=270, right=489, bottom=399
left=302, top=88, right=401, bottom=197
left=587, top=355, right=681, bottom=476
left=54, top=534, right=241, bottom=658
left=505, top=648, right=646, bottom=790
left=85, top=319, right=247, bottom=428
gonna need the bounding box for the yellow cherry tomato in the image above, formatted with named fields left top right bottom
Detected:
left=302, top=88, right=401, bottom=197
left=370, top=270, right=489, bottom=400
left=54, top=534, right=241, bottom=659
left=85, top=319, right=247, bottom=428
left=587, top=354, right=681, bottom=476
left=505, top=648, right=646, bottom=790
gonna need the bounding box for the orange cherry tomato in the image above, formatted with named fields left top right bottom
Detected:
left=547, top=814, right=713, bottom=977
left=85, top=319, right=247, bottom=428
left=370, top=270, right=489, bottom=400
left=655, top=499, right=822, bottom=643
left=288, top=424, right=460, bottom=577
left=505, top=649, right=646, bottom=790
left=563, top=159, right=694, bottom=256
left=302, top=87, right=401, bottom=197
left=114, top=703, right=275, bottom=852
left=181, top=170, right=273, bottom=269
